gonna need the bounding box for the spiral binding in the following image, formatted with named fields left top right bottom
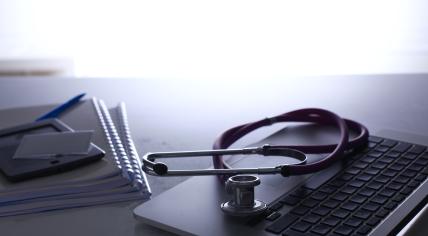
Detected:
left=116, top=102, right=152, bottom=196
left=92, top=98, right=151, bottom=198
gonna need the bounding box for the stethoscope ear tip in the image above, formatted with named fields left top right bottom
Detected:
left=153, top=162, right=168, bottom=175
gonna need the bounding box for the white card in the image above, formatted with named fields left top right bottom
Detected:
left=13, top=131, right=93, bottom=159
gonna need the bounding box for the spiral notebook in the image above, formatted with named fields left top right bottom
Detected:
left=0, top=98, right=151, bottom=217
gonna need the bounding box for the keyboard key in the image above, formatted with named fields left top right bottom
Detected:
left=312, top=206, right=331, bottom=216
left=379, top=156, right=394, bottom=164
left=353, top=161, right=369, bottom=169
left=394, top=175, right=410, bottom=184
left=353, top=210, right=371, bottom=220
left=332, top=192, right=349, bottom=201
left=374, top=175, right=390, bottom=184
left=366, top=216, right=382, bottom=226
left=371, top=195, right=388, bottom=205
left=381, top=139, right=397, bottom=147
left=302, top=214, right=321, bottom=224
left=341, top=202, right=359, bottom=211
left=388, top=163, right=405, bottom=172
left=401, top=170, right=417, bottom=178
left=345, top=168, right=361, bottom=175
left=408, top=163, right=424, bottom=172
left=384, top=201, right=399, bottom=210
left=301, top=199, right=319, bottom=208
left=392, top=143, right=411, bottom=153
left=344, top=217, right=363, bottom=228
left=334, top=225, right=354, bottom=235
left=291, top=221, right=312, bottom=232
left=386, top=182, right=404, bottom=191
left=338, top=173, right=354, bottom=181
left=379, top=189, right=396, bottom=198
left=365, top=167, right=381, bottom=175
left=332, top=209, right=350, bottom=219
left=348, top=180, right=365, bottom=188
left=358, top=188, right=376, bottom=197
left=361, top=156, right=376, bottom=163
left=266, top=212, right=281, bottom=221
left=349, top=195, right=367, bottom=204
left=357, top=225, right=372, bottom=234
left=375, top=209, right=390, bottom=218
left=372, top=161, right=388, bottom=171
left=281, top=195, right=301, bottom=206
left=382, top=169, right=399, bottom=178
left=375, top=146, right=389, bottom=153
left=386, top=151, right=401, bottom=158
left=266, top=213, right=299, bottom=234
left=368, top=136, right=383, bottom=143
left=362, top=203, right=380, bottom=212
left=311, top=192, right=328, bottom=201
left=310, top=224, right=331, bottom=235
left=319, top=185, right=336, bottom=194
left=356, top=174, right=373, bottom=182
left=368, top=151, right=383, bottom=158
left=322, top=199, right=341, bottom=209
left=341, top=186, right=358, bottom=195
left=322, top=216, right=341, bottom=227
left=403, top=153, right=418, bottom=160
left=367, top=181, right=383, bottom=190
left=291, top=206, right=310, bottom=215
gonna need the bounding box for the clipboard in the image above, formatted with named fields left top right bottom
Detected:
left=0, top=119, right=105, bottom=182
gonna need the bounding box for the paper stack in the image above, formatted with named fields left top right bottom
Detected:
left=0, top=98, right=151, bottom=217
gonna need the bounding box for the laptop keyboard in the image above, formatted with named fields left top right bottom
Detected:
left=258, top=136, right=428, bottom=236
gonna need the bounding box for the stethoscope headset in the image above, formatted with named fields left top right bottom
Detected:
left=142, top=108, right=369, bottom=216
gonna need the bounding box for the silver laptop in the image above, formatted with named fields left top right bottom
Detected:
left=134, top=126, right=428, bottom=236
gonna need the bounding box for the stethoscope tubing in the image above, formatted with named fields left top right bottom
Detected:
left=213, top=108, right=369, bottom=177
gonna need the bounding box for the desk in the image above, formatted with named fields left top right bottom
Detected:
left=0, top=74, right=427, bottom=236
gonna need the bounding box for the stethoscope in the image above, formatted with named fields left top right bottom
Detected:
left=142, top=108, right=369, bottom=216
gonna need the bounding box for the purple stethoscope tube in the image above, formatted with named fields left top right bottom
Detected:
left=212, top=108, right=369, bottom=180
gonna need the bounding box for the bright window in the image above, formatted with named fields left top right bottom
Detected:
left=1, top=0, right=427, bottom=78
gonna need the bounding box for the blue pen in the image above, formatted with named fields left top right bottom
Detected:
left=35, top=93, right=86, bottom=121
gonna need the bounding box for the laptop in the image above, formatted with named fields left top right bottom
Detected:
left=134, top=125, right=428, bottom=236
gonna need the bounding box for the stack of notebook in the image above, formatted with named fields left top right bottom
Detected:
left=0, top=98, right=151, bottom=217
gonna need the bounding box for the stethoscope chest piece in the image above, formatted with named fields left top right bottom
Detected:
left=221, top=175, right=267, bottom=217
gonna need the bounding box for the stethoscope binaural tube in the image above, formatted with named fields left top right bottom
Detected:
left=212, top=108, right=369, bottom=181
